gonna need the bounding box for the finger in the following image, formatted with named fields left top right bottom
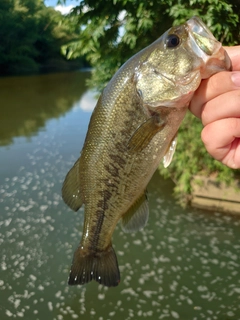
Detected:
left=201, top=89, right=240, bottom=126
left=201, top=118, right=240, bottom=169
left=189, top=71, right=240, bottom=118
left=224, top=46, right=240, bottom=71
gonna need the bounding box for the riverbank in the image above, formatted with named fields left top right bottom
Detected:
left=0, top=58, right=89, bottom=78
left=191, top=175, right=240, bottom=214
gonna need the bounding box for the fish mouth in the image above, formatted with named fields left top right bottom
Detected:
left=187, top=16, right=221, bottom=57
left=187, top=16, right=232, bottom=72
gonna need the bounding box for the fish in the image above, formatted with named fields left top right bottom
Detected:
left=62, top=16, right=231, bottom=287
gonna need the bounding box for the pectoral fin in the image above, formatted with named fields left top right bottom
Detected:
left=163, top=133, right=178, bottom=168
left=127, top=115, right=165, bottom=152
left=121, top=191, right=149, bottom=233
left=62, top=158, right=83, bottom=211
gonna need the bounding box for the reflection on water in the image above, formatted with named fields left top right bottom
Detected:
left=0, top=72, right=240, bottom=319
left=0, top=72, right=91, bottom=146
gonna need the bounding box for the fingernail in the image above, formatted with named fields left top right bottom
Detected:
left=231, top=72, right=240, bottom=87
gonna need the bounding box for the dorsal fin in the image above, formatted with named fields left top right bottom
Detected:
left=121, top=191, right=149, bottom=233
left=62, top=158, right=83, bottom=211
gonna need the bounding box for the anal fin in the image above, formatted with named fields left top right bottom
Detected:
left=121, top=191, right=149, bottom=233
left=62, top=158, right=83, bottom=211
left=68, top=245, right=120, bottom=287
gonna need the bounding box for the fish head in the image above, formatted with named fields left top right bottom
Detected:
left=135, top=16, right=231, bottom=108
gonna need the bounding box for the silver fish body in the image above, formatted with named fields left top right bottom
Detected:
left=62, top=16, right=231, bottom=287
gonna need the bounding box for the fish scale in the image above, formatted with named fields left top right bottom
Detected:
left=62, top=16, right=231, bottom=287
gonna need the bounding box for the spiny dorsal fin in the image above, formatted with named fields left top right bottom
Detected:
left=127, top=115, right=165, bottom=152
left=62, top=158, right=83, bottom=211
left=163, top=133, right=178, bottom=168
left=68, top=245, right=120, bottom=287
left=121, top=191, right=149, bottom=233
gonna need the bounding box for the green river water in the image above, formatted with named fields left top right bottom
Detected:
left=0, top=72, right=240, bottom=320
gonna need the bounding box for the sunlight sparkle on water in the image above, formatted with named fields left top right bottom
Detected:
left=0, top=72, right=240, bottom=319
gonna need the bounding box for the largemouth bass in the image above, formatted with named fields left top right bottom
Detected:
left=62, top=17, right=231, bottom=287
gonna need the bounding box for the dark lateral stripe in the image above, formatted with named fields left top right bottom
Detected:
left=90, top=188, right=113, bottom=250
left=89, top=209, right=105, bottom=250
left=109, top=154, right=126, bottom=168
left=105, top=163, right=119, bottom=177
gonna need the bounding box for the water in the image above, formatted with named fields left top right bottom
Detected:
left=0, top=72, right=240, bottom=320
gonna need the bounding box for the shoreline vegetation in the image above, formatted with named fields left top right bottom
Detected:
left=0, top=58, right=89, bottom=78
left=0, top=0, right=88, bottom=77
left=3, top=0, right=240, bottom=211
left=158, top=112, right=240, bottom=212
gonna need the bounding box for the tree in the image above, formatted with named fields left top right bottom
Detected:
left=0, top=0, right=81, bottom=75
left=61, top=0, right=239, bottom=89
left=62, top=0, right=174, bottom=90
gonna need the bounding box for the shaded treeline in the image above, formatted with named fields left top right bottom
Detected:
left=0, top=0, right=85, bottom=76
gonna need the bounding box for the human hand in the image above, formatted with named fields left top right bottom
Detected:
left=189, top=46, right=240, bottom=169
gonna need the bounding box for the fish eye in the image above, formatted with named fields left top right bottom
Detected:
left=166, top=34, right=180, bottom=48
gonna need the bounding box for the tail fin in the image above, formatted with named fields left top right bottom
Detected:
left=68, top=245, right=120, bottom=287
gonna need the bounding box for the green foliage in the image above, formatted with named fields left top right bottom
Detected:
left=169, top=0, right=239, bottom=45
left=0, top=0, right=82, bottom=75
left=61, top=0, right=240, bottom=89
left=61, top=0, right=173, bottom=90
left=159, top=112, right=239, bottom=202
left=60, top=0, right=240, bottom=199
